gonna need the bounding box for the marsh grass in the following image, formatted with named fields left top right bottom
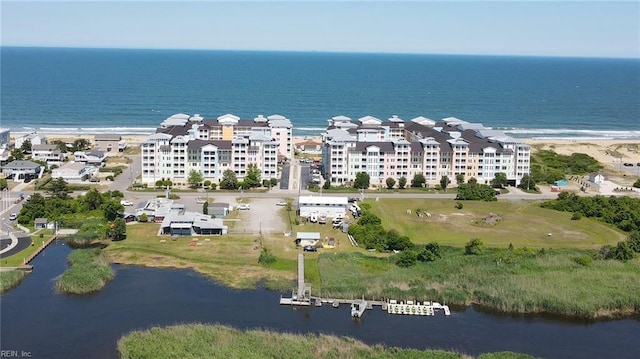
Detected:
left=118, top=323, right=530, bottom=359
left=0, top=270, right=27, bottom=294
left=315, top=249, right=640, bottom=318
left=56, top=248, right=114, bottom=294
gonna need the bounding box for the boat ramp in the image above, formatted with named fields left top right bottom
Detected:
left=279, top=253, right=450, bottom=318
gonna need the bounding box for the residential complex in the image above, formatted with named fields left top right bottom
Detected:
left=321, top=115, right=531, bottom=187
left=140, top=113, right=293, bottom=186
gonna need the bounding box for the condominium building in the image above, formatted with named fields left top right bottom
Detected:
left=140, top=113, right=292, bottom=186
left=322, top=115, right=530, bottom=187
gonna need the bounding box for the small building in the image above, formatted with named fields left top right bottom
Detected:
left=589, top=173, right=605, bottom=185
left=294, top=232, right=321, bottom=247
left=94, top=134, right=127, bottom=154
left=160, top=211, right=228, bottom=236
left=1, top=160, right=41, bottom=181
left=31, top=144, right=65, bottom=165
left=34, top=218, right=48, bottom=229
left=298, top=195, right=348, bottom=219
left=207, top=202, right=231, bottom=217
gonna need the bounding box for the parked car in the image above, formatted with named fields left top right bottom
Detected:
left=9, top=213, right=18, bottom=221
left=120, top=200, right=133, bottom=206
left=623, top=163, right=633, bottom=167
left=275, top=200, right=287, bottom=206
left=318, top=215, right=327, bottom=225
left=303, top=245, right=317, bottom=252
left=237, top=204, right=251, bottom=210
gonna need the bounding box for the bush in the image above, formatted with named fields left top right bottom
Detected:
left=465, top=238, right=484, bottom=255
left=571, top=212, right=582, bottom=220
left=455, top=202, right=463, bottom=209
left=395, top=250, right=417, bottom=267
left=258, top=247, right=276, bottom=264
left=573, top=255, right=592, bottom=266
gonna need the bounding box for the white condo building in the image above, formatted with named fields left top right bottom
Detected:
left=322, top=115, right=531, bottom=187
left=140, top=113, right=292, bottom=186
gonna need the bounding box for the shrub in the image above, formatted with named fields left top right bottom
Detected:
left=395, top=250, right=417, bottom=267
left=258, top=247, right=276, bottom=264
left=571, top=212, right=582, bottom=220
left=455, top=202, right=463, bottom=209
left=465, top=238, right=484, bottom=255
left=573, top=255, right=592, bottom=266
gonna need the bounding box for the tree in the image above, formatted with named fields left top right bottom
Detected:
left=20, top=139, right=32, bottom=153
left=467, top=177, right=477, bottom=185
left=72, top=138, right=90, bottom=152
left=456, top=173, right=465, bottom=185
left=322, top=180, right=330, bottom=190
left=411, top=173, right=426, bottom=188
left=353, top=172, right=370, bottom=189
left=101, top=200, right=122, bottom=221
left=49, top=177, right=70, bottom=199
left=203, top=201, right=209, bottom=215
left=244, top=163, right=261, bottom=188
left=9, top=147, right=24, bottom=161
left=492, top=172, right=508, bottom=188
left=139, top=213, right=148, bottom=223
left=109, top=218, right=127, bottom=240
left=398, top=176, right=407, bottom=189
left=627, top=231, right=640, bottom=253
left=220, top=169, right=238, bottom=189
left=187, top=169, right=204, bottom=188
left=385, top=177, right=396, bottom=189
left=465, top=238, right=484, bottom=255
left=634, top=178, right=640, bottom=188
left=518, top=174, right=537, bottom=191
left=0, top=178, right=7, bottom=190
left=440, top=175, right=450, bottom=191
left=203, top=179, right=212, bottom=188
left=82, top=188, right=103, bottom=210
left=417, top=242, right=441, bottom=262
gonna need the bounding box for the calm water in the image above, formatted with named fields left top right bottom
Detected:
left=1, top=241, right=638, bottom=359
left=1, top=47, right=639, bottom=139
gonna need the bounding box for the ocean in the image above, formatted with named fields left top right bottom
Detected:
left=1, top=46, right=639, bottom=139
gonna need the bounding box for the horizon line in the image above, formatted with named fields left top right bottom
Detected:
left=2, top=45, right=638, bottom=61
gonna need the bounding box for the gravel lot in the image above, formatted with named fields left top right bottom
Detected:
left=233, top=197, right=288, bottom=235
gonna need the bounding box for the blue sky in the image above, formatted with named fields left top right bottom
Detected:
left=1, top=1, right=638, bottom=58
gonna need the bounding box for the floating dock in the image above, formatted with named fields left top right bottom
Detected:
left=279, top=254, right=450, bottom=318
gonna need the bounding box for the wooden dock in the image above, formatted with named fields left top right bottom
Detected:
left=23, top=236, right=58, bottom=266
left=279, top=254, right=449, bottom=318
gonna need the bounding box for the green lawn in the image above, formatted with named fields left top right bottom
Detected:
left=366, top=198, right=626, bottom=248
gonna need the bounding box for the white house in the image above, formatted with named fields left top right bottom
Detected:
left=74, top=150, right=106, bottom=166
left=298, top=196, right=348, bottom=219
left=31, top=144, right=65, bottom=165
left=52, top=162, right=91, bottom=182
left=15, top=132, right=47, bottom=149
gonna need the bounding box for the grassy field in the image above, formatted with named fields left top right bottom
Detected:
left=117, top=323, right=533, bottom=359
left=105, top=223, right=297, bottom=289
left=0, top=270, right=27, bottom=294
left=56, top=248, right=115, bottom=294
left=366, top=198, right=627, bottom=248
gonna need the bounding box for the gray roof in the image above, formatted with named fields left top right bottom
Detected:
left=3, top=160, right=40, bottom=170
left=94, top=134, right=122, bottom=141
